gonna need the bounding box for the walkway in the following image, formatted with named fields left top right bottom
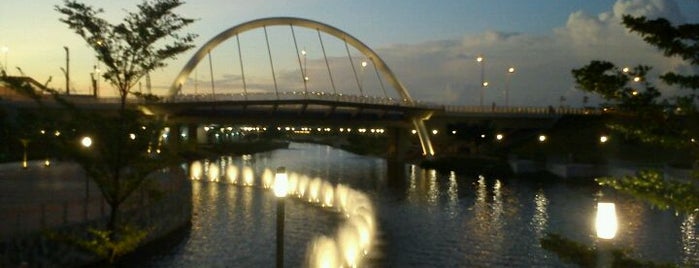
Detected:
left=0, top=161, right=105, bottom=239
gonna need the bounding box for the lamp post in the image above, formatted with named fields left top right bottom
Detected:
left=301, top=49, right=309, bottom=85
left=273, top=167, right=288, bottom=268
left=505, top=67, right=515, bottom=108
left=476, top=56, right=486, bottom=108
left=19, top=138, right=29, bottom=169
left=64, top=46, right=70, bottom=95
left=595, top=202, right=617, bottom=268
left=1, top=46, right=7, bottom=75
left=81, top=136, right=92, bottom=220
left=91, top=65, right=100, bottom=97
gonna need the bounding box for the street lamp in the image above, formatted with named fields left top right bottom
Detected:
left=19, top=138, right=29, bottom=169
left=476, top=56, right=486, bottom=107
left=301, top=49, right=309, bottom=84
left=81, top=136, right=92, bottom=220
left=1, top=46, right=8, bottom=75
left=273, top=167, right=288, bottom=268
left=91, top=65, right=100, bottom=97
left=505, top=67, right=515, bottom=108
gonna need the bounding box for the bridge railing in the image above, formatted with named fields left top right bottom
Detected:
left=443, top=105, right=600, bottom=115
left=168, top=91, right=419, bottom=107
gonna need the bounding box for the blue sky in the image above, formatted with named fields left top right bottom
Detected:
left=2, top=0, right=699, bottom=106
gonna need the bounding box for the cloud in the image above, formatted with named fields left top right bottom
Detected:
left=365, top=0, right=693, bottom=106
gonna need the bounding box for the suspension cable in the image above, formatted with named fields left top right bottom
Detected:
left=208, top=50, right=216, bottom=101
left=317, top=29, right=336, bottom=97
left=371, top=57, right=388, bottom=99
left=290, top=25, right=308, bottom=98
left=264, top=26, right=279, bottom=100
left=235, top=34, right=247, bottom=100
left=345, top=41, right=363, bottom=97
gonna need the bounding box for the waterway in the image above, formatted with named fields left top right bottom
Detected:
left=136, top=142, right=698, bottom=267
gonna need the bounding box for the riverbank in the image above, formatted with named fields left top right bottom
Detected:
left=0, top=161, right=191, bottom=267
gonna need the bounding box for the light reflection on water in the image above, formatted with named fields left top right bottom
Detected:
left=139, top=143, right=698, bottom=267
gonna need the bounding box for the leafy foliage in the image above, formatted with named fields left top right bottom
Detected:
left=55, top=0, right=197, bottom=105
left=543, top=15, right=699, bottom=267
left=597, top=170, right=699, bottom=214
left=48, top=225, right=149, bottom=263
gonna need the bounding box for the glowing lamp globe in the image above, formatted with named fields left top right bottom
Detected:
left=274, top=167, right=288, bottom=198
left=81, top=136, right=93, bottom=148
left=595, top=202, right=618, bottom=239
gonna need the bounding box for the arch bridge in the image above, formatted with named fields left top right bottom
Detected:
left=156, top=17, right=435, bottom=156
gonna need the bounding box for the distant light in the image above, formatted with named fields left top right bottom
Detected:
left=129, top=133, right=136, bottom=140
left=273, top=167, right=288, bottom=198
left=81, top=136, right=93, bottom=148
left=482, top=81, right=489, bottom=87
left=496, top=134, right=504, bottom=141
left=432, top=129, right=438, bottom=135
left=361, top=61, right=368, bottom=68
left=40, top=129, right=46, bottom=135
left=600, top=135, right=609, bottom=143
left=622, top=67, right=630, bottom=73
left=411, top=129, right=417, bottom=135
left=507, top=67, right=515, bottom=73
left=596, top=202, right=618, bottom=239
left=54, top=131, right=61, bottom=137
left=476, top=56, right=484, bottom=62
left=204, top=126, right=210, bottom=131
left=451, top=130, right=457, bottom=135
left=633, top=76, right=641, bottom=82
left=538, top=135, right=547, bottom=142
left=631, top=90, right=638, bottom=96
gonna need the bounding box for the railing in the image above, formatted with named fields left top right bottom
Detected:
left=3, top=87, right=601, bottom=115
left=443, top=105, right=600, bottom=115
left=168, top=91, right=412, bottom=106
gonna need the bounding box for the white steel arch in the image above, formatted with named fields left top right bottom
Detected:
left=169, top=17, right=434, bottom=156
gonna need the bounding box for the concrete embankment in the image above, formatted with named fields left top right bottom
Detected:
left=0, top=161, right=192, bottom=266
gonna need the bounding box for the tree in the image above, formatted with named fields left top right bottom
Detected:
left=571, top=16, right=698, bottom=215
left=542, top=15, right=699, bottom=267
left=50, top=0, right=197, bottom=261
left=56, top=0, right=197, bottom=110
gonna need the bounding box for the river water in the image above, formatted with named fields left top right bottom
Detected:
left=137, top=142, right=698, bottom=267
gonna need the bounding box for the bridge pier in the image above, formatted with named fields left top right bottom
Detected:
left=387, top=127, right=411, bottom=162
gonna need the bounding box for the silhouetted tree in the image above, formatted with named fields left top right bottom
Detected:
left=50, top=0, right=197, bottom=261
left=543, top=15, right=699, bottom=267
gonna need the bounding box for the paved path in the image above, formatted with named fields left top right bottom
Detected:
left=0, top=161, right=105, bottom=238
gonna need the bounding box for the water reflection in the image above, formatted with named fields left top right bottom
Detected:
left=143, top=143, right=698, bottom=267
left=187, top=156, right=378, bottom=267
left=682, top=214, right=698, bottom=265
left=530, top=189, right=549, bottom=238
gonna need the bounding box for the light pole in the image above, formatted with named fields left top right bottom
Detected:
left=91, top=65, right=100, bottom=97
left=1, top=46, right=7, bottom=75
left=505, top=67, right=515, bottom=108
left=19, top=138, right=29, bottom=169
left=273, top=167, right=288, bottom=268
left=476, top=56, right=486, bottom=107
left=301, top=49, right=309, bottom=85
left=81, top=136, right=92, bottom=220
left=64, top=46, right=70, bottom=95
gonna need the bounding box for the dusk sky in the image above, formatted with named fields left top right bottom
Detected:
left=2, top=0, right=699, bottom=106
